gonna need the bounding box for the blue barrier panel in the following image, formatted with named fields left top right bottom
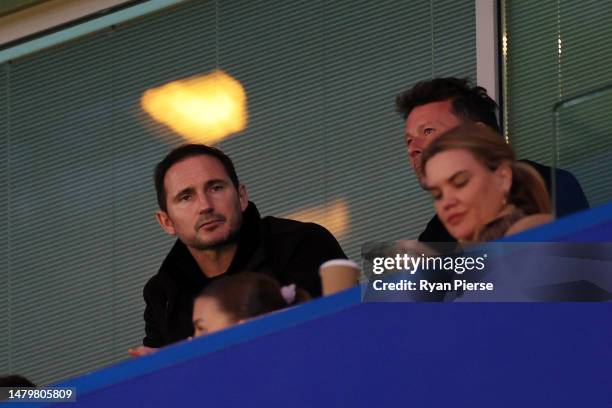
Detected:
left=22, top=202, right=612, bottom=408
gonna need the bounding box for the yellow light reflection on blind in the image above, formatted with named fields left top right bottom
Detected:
left=284, top=199, right=350, bottom=240
left=141, top=70, right=247, bottom=144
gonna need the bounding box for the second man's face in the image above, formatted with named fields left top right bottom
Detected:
left=157, top=155, right=248, bottom=251
left=404, top=99, right=463, bottom=186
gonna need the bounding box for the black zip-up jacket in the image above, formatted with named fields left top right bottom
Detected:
left=142, top=202, right=347, bottom=348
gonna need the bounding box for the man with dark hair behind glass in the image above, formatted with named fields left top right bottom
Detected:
left=395, top=77, right=589, bottom=242
left=129, top=144, right=346, bottom=356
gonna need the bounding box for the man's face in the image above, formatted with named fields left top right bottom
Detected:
left=404, top=99, right=463, bottom=186
left=156, top=155, right=248, bottom=251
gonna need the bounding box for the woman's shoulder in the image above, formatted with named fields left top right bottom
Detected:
left=505, top=213, right=554, bottom=237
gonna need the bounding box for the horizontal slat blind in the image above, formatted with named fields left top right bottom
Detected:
left=219, top=0, right=475, bottom=257
left=0, top=64, right=8, bottom=375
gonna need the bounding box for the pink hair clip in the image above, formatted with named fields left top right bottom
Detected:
left=280, top=284, right=296, bottom=304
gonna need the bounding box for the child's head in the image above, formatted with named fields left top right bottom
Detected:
left=192, top=272, right=295, bottom=336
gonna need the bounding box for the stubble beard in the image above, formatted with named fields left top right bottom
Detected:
left=414, top=168, right=427, bottom=190
left=191, top=224, right=241, bottom=251
left=190, top=210, right=243, bottom=251
left=411, top=158, right=427, bottom=190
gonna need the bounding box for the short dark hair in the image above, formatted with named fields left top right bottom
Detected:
left=198, top=272, right=288, bottom=321
left=154, top=144, right=240, bottom=212
left=395, top=77, right=500, bottom=132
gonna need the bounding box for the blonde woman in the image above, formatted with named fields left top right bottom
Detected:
left=421, top=123, right=553, bottom=242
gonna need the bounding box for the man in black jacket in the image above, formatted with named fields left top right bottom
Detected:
left=395, top=77, right=589, bottom=242
left=129, top=144, right=346, bottom=355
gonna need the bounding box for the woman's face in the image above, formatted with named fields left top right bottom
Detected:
left=192, top=297, right=237, bottom=337
left=424, top=149, right=511, bottom=241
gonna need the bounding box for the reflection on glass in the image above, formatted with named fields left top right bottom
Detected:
left=141, top=70, right=248, bottom=144
left=553, top=84, right=612, bottom=207
left=284, top=199, right=350, bottom=240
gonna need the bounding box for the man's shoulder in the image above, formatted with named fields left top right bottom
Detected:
left=520, top=159, right=580, bottom=185
left=519, top=159, right=589, bottom=216
left=256, top=216, right=346, bottom=296
left=259, top=216, right=346, bottom=259
left=143, top=272, right=167, bottom=298
left=144, top=240, right=190, bottom=294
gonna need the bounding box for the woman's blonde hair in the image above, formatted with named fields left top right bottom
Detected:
left=420, top=122, right=551, bottom=215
